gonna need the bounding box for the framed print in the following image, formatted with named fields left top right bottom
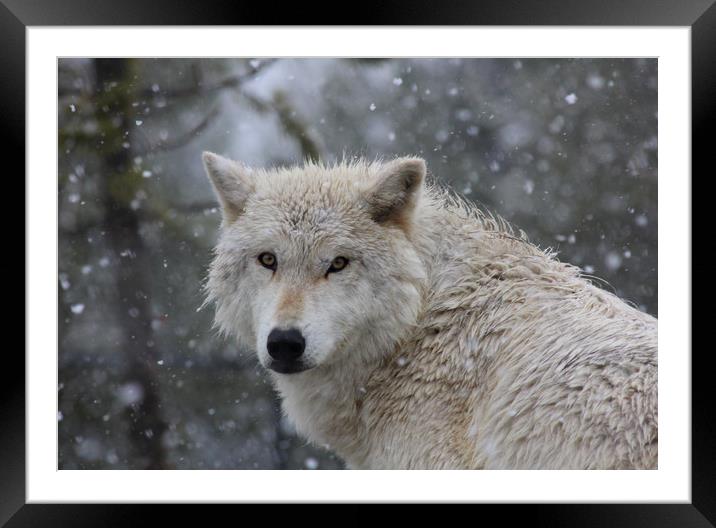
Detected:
left=3, top=0, right=713, bottom=523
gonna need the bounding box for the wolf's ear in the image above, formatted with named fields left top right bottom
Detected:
left=364, top=157, right=426, bottom=228
left=202, top=151, right=254, bottom=224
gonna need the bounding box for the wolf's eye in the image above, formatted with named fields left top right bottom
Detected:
left=327, top=256, right=349, bottom=274
left=258, top=252, right=277, bottom=270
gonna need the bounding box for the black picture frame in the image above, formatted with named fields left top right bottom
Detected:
left=3, top=0, right=711, bottom=524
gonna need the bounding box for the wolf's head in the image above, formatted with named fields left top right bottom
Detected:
left=203, top=154, right=427, bottom=376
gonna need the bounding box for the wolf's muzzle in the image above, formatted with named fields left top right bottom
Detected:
left=267, top=327, right=308, bottom=373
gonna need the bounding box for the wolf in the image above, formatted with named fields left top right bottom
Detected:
left=202, top=152, right=658, bottom=469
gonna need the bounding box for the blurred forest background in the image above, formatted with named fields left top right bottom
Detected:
left=58, top=58, right=657, bottom=469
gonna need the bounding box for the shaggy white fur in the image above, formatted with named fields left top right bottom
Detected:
left=204, top=153, right=657, bottom=469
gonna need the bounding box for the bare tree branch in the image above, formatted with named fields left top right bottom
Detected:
left=243, top=91, right=322, bottom=162
left=161, top=202, right=220, bottom=215
left=134, top=106, right=219, bottom=155
left=137, top=59, right=278, bottom=100
left=59, top=58, right=277, bottom=101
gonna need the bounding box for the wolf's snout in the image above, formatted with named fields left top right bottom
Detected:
left=267, top=328, right=306, bottom=362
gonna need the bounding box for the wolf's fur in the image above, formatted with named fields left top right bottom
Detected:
left=203, top=153, right=657, bottom=469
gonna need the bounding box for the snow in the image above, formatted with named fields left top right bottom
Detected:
left=75, top=437, right=103, bottom=461
left=435, top=130, right=449, bottom=143
left=605, top=252, right=623, bottom=271
left=57, top=57, right=657, bottom=470
left=499, top=122, right=533, bottom=149
left=455, top=109, right=472, bottom=122
left=466, top=125, right=479, bottom=137
left=587, top=74, right=605, bottom=90
left=549, top=115, right=565, bottom=134
left=116, top=382, right=144, bottom=406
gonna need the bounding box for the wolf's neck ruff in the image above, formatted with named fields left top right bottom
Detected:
left=204, top=154, right=658, bottom=470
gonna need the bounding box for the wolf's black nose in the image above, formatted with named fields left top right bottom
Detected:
left=267, top=328, right=305, bottom=362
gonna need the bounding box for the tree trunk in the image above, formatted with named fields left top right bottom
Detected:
left=94, top=58, right=169, bottom=469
